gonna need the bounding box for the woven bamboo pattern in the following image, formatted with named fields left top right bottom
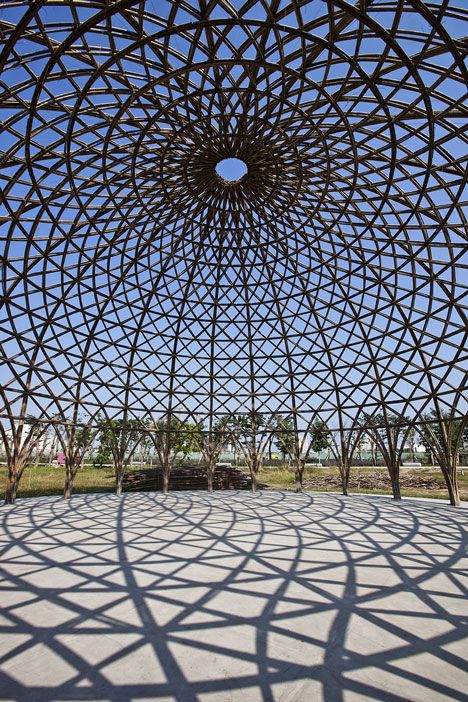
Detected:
left=1, top=0, right=467, bottom=434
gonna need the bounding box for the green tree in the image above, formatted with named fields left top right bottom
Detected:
left=406, top=425, right=417, bottom=462
left=200, top=417, right=231, bottom=492
left=97, top=418, right=142, bottom=496
left=56, top=419, right=96, bottom=499
left=1, top=415, right=47, bottom=504
left=309, top=420, right=331, bottom=458
left=291, top=416, right=330, bottom=491
left=149, top=416, right=202, bottom=493
left=354, top=432, right=367, bottom=463
left=362, top=412, right=383, bottom=465
left=93, top=439, right=112, bottom=469
left=273, top=415, right=296, bottom=462
left=229, top=413, right=270, bottom=492
left=419, top=410, right=466, bottom=507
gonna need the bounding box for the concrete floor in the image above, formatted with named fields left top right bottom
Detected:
left=0, top=491, right=466, bottom=702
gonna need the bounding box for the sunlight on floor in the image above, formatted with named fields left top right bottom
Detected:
left=0, top=491, right=466, bottom=701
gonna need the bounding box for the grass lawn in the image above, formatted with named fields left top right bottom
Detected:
left=0, top=464, right=466, bottom=502
left=0, top=465, right=115, bottom=499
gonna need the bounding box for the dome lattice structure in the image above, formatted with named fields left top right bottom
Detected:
left=1, top=0, right=467, bottom=437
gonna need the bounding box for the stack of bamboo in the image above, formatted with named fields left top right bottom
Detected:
left=123, top=463, right=262, bottom=491
left=302, top=472, right=441, bottom=491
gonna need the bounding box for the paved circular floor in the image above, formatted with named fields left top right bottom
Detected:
left=0, top=491, right=466, bottom=701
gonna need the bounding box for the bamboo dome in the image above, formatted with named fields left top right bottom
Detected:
left=1, top=0, right=467, bottom=433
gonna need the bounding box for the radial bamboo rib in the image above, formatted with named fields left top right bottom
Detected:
left=0, top=0, right=467, bottom=436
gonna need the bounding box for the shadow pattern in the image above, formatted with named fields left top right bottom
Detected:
left=0, top=492, right=467, bottom=701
